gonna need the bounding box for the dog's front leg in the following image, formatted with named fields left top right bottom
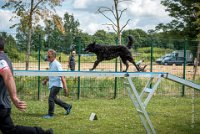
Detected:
left=90, top=60, right=101, bottom=71
left=123, top=64, right=129, bottom=72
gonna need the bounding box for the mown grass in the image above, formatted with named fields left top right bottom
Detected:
left=11, top=96, right=200, bottom=134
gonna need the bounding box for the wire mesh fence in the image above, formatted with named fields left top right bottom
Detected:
left=9, top=37, right=199, bottom=99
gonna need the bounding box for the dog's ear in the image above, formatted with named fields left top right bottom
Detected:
left=92, top=41, right=96, bottom=45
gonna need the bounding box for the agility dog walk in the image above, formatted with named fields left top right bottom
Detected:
left=84, top=35, right=146, bottom=72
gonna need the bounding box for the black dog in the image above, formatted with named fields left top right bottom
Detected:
left=84, top=35, right=142, bottom=72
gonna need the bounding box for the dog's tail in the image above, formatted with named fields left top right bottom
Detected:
left=126, top=35, right=134, bottom=49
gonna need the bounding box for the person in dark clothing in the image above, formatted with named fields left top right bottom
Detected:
left=68, top=51, right=76, bottom=71
left=0, top=38, right=53, bottom=134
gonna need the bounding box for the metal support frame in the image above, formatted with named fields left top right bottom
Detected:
left=124, top=74, right=163, bottom=134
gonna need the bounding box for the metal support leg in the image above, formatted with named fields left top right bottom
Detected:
left=140, top=77, right=154, bottom=99
left=124, top=75, right=163, bottom=134
left=143, top=75, right=162, bottom=108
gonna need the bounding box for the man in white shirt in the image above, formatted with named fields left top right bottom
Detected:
left=43, top=49, right=72, bottom=119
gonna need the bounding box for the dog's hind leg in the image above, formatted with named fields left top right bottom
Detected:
left=127, top=57, right=140, bottom=71
left=140, top=65, right=147, bottom=72
left=90, top=60, right=101, bottom=71
left=121, top=58, right=129, bottom=72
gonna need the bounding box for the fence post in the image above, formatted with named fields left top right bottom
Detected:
left=114, top=38, right=119, bottom=99
left=150, top=40, right=153, bottom=72
left=182, top=39, right=187, bottom=97
left=77, top=37, right=81, bottom=99
left=38, top=34, right=41, bottom=100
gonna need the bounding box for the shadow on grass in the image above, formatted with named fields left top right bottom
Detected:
left=23, top=112, right=44, bottom=117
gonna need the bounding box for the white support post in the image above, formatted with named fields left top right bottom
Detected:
left=125, top=76, right=157, bottom=134
left=140, top=77, right=154, bottom=99
left=143, top=75, right=163, bottom=107
left=127, top=87, right=151, bottom=133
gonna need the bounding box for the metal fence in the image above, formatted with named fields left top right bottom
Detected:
left=6, top=36, right=199, bottom=100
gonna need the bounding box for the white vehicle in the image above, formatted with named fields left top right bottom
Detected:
left=161, top=50, right=193, bottom=65
left=171, top=50, right=193, bottom=62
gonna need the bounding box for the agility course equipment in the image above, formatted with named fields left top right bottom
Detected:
left=13, top=71, right=200, bottom=134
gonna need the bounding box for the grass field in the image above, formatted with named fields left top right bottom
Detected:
left=11, top=96, right=200, bottom=134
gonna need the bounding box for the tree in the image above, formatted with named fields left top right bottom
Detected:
left=0, top=32, right=19, bottom=60
left=2, top=0, right=63, bottom=70
left=97, top=0, right=132, bottom=45
left=122, top=29, right=149, bottom=49
left=159, top=0, right=199, bottom=39
left=156, top=0, right=200, bottom=60
left=93, top=30, right=116, bottom=44
left=43, top=13, right=81, bottom=53
left=195, top=3, right=200, bottom=38
left=78, top=32, right=93, bottom=51
left=63, top=12, right=80, bottom=51
left=193, top=2, right=200, bottom=80
left=44, top=16, right=66, bottom=52
left=32, top=25, right=46, bottom=51
left=79, top=32, right=93, bottom=45
left=15, top=25, right=29, bottom=51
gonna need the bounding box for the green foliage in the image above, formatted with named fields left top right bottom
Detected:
left=159, top=0, right=199, bottom=39
left=31, top=25, right=46, bottom=51
left=77, top=32, right=93, bottom=48
left=137, top=47, right=173, bottom=61
left=1, top=0, right=63, bottom=30
left=122, top=29, right=149, bottom=49
left=195, top=3, right=200, bottom=39
left=93, top=30, right=117, bottom=45
left=2, top=0, right=64, bottom=70
left=0, top=32, right=23, bottom=61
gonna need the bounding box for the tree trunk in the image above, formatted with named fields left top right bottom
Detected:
left=25, top=0, right=34, bottom=70
left=25, top=29, right=32, bottom=70
left=114, top=0, right=123, bottom=71
left=193, top=41, right=200, bottom=80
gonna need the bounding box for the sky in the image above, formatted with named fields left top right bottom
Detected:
left=0, top=0, right=173, bottom=35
